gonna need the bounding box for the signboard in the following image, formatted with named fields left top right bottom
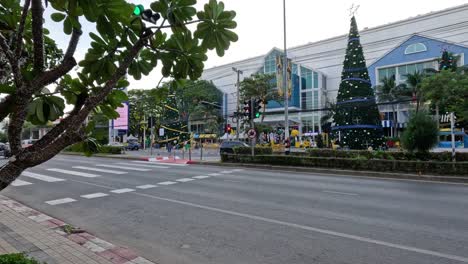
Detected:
left=114, top=103, right=129, bottom=130
left=159, top=128, right=165, bottom=136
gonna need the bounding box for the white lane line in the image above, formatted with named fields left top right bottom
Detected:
left=131, top=161, right=187, bottom=167
left=96, top=165, right=150, bottom=172
left=110, top=188, right=135, bottom=194
left=134, top=192, right=468, bottom=263
left=72, top=166, right=127, bottom=175
left=22, top=171, right=65, bottom=182
left=231, top=169, right=245, bottom=172
left=136, top=184, right=157, bottom=189
left=80, top=193, right=109, bottom=199
left=11, top=179, right=33, bottom=186
left=158, top=181, right=177, bottom=186
left=192, top=176, right=211, bottom=179
left=47, top=168, right=100, bottom=178
left=208, top=173, right=222, bottom=176
left=176, top=178, right=195, bottom=182
left=322, top=190, right=359, bottom=196
left=219, top=170, right=233, bottom=174
left=45, top=198, right=76, bottom=205
left=114, top=162, right=169, bottom=169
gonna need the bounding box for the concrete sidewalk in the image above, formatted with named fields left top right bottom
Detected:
left=0, top=195, right=155, bottom=264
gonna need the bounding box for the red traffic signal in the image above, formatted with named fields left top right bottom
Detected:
left=226, top=124, right=232, bottom=133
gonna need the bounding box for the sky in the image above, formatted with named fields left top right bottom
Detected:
left=43, top=0, right=468, bottom=90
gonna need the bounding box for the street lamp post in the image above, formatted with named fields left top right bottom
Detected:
left=283, top=0, right=289, bottom=153
left=232, top=67, right=243, bottom=139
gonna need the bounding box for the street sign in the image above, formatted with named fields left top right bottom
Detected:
left=248, top=129, right=256, bottom=138
left=159, top=128, right=165, bottom=136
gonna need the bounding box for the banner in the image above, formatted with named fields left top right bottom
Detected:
left=275, top=55, right=292, bottom=97
left=114, top=103, right=128, bottom=130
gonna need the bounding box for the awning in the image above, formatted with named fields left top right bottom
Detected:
left=261, top=115, right=301, bottom=125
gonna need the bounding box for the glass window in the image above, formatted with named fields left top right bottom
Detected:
left=264, top=51, right=282, bottom=74
left=313, top=72, right=319, bottom=88
left=313, top=91, right=319, bottom=109
left=301, top=91, right=312, bottom=110
left=404, top=43, right=427, bottom=54
left=301, top=67, right=313, bottom=90
left=377, top=67, right=396, bottom=82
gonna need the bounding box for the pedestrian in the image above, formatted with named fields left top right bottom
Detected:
left=167, top=142, right=173, bottom=154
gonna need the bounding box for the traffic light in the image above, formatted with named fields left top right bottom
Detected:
left=225, top=124, right=232, bottom=133
left=133, top=5, right=161, bottom=24
left=243, top=100, right=251, bottom=118
left=253, top=99, right=263, bottom=119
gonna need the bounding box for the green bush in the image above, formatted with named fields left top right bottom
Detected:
left=401, top=111, right=438, bottom=153
left=64, top=144, right=122, bottom=155
left=233, top=146, right=272, bottom=155
left=0, top=253, right=42, bottom=264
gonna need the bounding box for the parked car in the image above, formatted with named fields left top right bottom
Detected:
left=21, top=139, right=38, bottom=148
left=126, top=141, right=140, bottom=151
left=0, top=143, right=11, bottom=159
left=219, top=140, right=248, bottom=154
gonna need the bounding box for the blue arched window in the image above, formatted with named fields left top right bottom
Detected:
left=404, top=43, right=427, bottom=54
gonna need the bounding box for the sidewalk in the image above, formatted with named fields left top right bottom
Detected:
left=0, top=195, right=155, bottom=264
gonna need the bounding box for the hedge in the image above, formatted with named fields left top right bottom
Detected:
left=221, top=154, right=468, bottom=176
left=233, top=146, right=272, bottom=155
left=0, top=253, right=42, bottom=264
left=63, top=144, right=122, bottom=154
left=305, top=148, right=468, bottom=162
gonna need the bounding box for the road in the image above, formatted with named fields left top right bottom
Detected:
left=2, top=155, right=468, bottom=264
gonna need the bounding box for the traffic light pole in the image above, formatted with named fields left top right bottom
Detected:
left=250, top=99, right=255, bottom=157
left=283, top=0, right=290, bottom=154
left=233, top=68, right=243, bottom=140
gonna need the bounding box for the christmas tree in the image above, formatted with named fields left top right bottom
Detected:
left=160, top=94, right=189, bottom=145
left=439, top=50, right=457, bottom=71
left=332, top=16, right=384, bottom=149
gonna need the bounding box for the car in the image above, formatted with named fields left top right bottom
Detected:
left=0, top=143, right=11, bottom=159
left=126, top=141, right=140, bottom=151
left=219, top=140, right=249, bottom=154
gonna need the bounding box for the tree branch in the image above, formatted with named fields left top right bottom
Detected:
left=15, top=0, right=32, bottom=59
left=0, top=33, right=22, bottom=87
left=0, top=95, right=14, bottom=122
left=31, top=0, right=44, bottom=72
left=146, top=19, right=203, bottom=29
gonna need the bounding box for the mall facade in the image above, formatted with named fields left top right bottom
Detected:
left=201, top=4, right=468, bottom=136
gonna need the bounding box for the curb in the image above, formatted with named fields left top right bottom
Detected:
left=189, top=161, right=468, bottom=184
left=0, top=195, right=156, bottom=264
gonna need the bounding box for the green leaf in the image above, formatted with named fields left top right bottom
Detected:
left=0, top=84, right=15, bottom=94
left=63, top=17, right=72, bottom=35
left=35, top=98, right=45, bottom=123
left=51, top=13, right=66, bottom=22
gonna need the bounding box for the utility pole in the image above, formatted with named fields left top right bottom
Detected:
left=451, top=112, right=456, bottom=162
left=233, top=67, right=243, bottom=139
left=282, top=0, right=289, bottom=153
left=143, top=115, right=146, bottom=150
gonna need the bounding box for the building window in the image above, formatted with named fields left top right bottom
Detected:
left=313, top=91, right=319, bottom=109
left=264, top=51, right=282, bottom=74
left=404, top=43, right=427, bottom=55
left=377, top=67, right=396, bottom=82
left=301, top=91, right=312, bottom=110
left=301, top=67, right=313, bottom=90
left=377, top=60, right=438, bottom=84
left=313, top=72, right=319, bottom=88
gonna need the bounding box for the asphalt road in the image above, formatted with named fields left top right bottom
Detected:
left=2, top=155, right=468, bottom=264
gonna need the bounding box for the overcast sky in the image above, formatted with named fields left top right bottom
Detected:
left=44, top=0, right=468, bottom=90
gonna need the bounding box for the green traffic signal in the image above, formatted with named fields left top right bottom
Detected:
left=255, top=112, right=261, bottom=118
left=133, top=4, right=144, bottom=16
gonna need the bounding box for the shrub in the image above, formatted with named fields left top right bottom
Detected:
left=0, top=253, right=42, bottom=264
left=64, top=144, right=122, bottom=155
left=401, top=111, right=438, bottom=153
left=233, top=146, right=272, bottom=155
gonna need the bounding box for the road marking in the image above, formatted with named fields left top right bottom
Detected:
left=66, top=177, right=468, bottom=263
left=136, top=184, right=157, bottom=189
left=219, top=170, right=233, bottom=174
left=133, top=192, right=468, bottom=263
left=132, top=161, right=187, bottom=167
left=110, top=188, right=135, bottom=194
left=80, top=193, right=109, bottom=199
left=115, top=162, right=169, bottom=169
left=11, top=179, right=33, bottom=186
left=72, top=166, right=127, bottom=175
left=231, top=169, right=245, bottom=172
left=53, top=157, right=96, bottom=164
left=47, top=168, right=100, bottom=178
left=192, top=176, right=210, bottom=179
left=322, top=190, right=359, bottom=196
left=208, top=173, right=222, bottom=176
left=96, top=165, right=150, bottom=172
left=158, top=181, right=177, bottom=185
left=22, top=171, right=66, bottom=182
left=45, top=198, right=76, bottom=205
left=176, top=178, right=195, bottom=182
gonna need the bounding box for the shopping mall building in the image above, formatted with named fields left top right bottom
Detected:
left=201, top=4, right=468, bottom=136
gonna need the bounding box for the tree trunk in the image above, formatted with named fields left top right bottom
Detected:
left=0, top=161, right=25, bottom=191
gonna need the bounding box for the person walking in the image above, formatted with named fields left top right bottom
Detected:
left=167, top=142, right=173, bottom=156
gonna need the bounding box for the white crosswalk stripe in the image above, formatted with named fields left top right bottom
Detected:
left=114, top=162, right=169, bottom=169
left=47, top=168, right=100, bottom=178
left=45, top=198, right=76, bottom=205
left=231, top=169, right=245, bottom=172
left=192, top=176, right=211, bottom=179
left=96, top=165, right=150, bottom=171
left=11, top=179, right=33, bottom=186
left=220, top=170, right=233, bottom=174
left=81, top=193, right=109, bottom=199
left=72, top=166, right=127, bottom=174
left=158, top=181, right=177, bottom=185
left=22, top=171, right=65, bottom=182
left=131, top=161, right=187, bottom=167
left=110, top=188, right=135, bottom=194
left=176, top=178, right=195, bottom=182
left=136, top=185, right=157, bottom=189
left=208, top=173, right=222, bottom=176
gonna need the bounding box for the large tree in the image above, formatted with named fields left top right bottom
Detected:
left=239, top=73, right=278, bottom=122
left=0, top=0, right=237, bottom=191
left=332, top=16, right=384, bottom=149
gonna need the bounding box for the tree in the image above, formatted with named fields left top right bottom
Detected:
left=401, top=111, right=438, bottom=153
left=0, top=131, right=7, bottom=142
left=128, top=88, right=167, bottom=139
left=404, top=71, right=426, bottom=113
left=239, top=73, right=278, bottom=122
left=375, top=76, right=411, bottom=137
left=0, top=0, right=238, bottom=191
left=439, top=50, right=457, bottom=72
left=332, top=16, right=384, bottom=149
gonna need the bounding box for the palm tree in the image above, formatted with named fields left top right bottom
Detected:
left=404, top=69, right=436, bottom=113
